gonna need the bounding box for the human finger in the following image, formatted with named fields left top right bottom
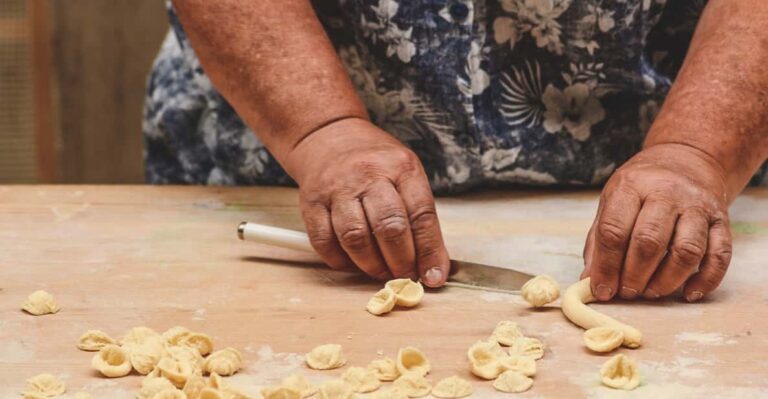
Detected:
left=300, top=200, right=354, bottom=270
left=330, top=196, right=392, bottom=280
left=683, top=218, right=732, bottom=302
left=361, top=182, right=417, bottom=279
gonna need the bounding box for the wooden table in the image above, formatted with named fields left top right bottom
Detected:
left=1, top=186, right=767, bottom=398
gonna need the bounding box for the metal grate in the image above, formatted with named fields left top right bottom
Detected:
left=0, top=0, right=36, bottom=183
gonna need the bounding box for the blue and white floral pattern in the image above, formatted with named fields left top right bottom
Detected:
left=143, top=0, right=767, bottom=190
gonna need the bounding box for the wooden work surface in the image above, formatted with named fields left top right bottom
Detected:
left=1, top=185, right=767, bottom=398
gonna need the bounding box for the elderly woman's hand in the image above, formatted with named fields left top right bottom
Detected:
left=582, top=143, right=733, bottom=302
left=283, top=117, right=451, bottom=287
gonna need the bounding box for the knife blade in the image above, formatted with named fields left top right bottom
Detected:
left=238, top=222, right=534, bottom=292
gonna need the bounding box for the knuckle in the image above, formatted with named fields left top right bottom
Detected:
left=409, top=203, right=439, bottom=232
left=672, top=240, right=705, bottom=265
left=374, top=213, right=409, bottom=242
left=632, top=231, right=666, bottom=257
left=337, top=225, right=372, bottom=251
left=596, top=219, right=629, bottom=249
left=307, top=229, right=336, bottom=250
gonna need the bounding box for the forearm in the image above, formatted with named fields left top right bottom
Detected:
left=172, top=0, right=368, bottom=166
left=645, top=0, right=768, bottom=201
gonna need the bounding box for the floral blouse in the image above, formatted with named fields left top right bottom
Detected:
left=142, top=0, right=766, bottom=191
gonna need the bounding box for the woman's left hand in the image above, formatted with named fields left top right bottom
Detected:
left=582, top=143, right=733, bottom=302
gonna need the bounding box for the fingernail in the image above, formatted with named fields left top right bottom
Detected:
left=595, top=284, right=613, bottom=300
left=686, top=291, right=704, bottom=302
left=620, top=286, right=638, bottom=299
left=645, top=288, right=661, bottom=299
left=424, top=267, right=443, bottom=286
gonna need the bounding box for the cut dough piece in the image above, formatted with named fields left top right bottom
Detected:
left=77, top=330, right=116, bottom=351
left=431, top=376, right=473, bottom=398
left=138, top=376, right=178, bottom=399
left=521, top=275, right=560, bottom=307
left=341, top=366, right=381, bottom=393
left=260, top=386, right=301, bottom=399
left=371, top=388, right=407, bottom=399
left=499, top=355, right=536, bottom=377
left=396, top=347, right=430, bottom=377
left=131, top=339, right=165, bottom=375
left=467, top=340, right=505, bottom=380
left=318, top=379, right=355, bottom=399
left=91, top=344, right=132, bottom=378
left=306, top=344, right=346, bottom=370
left=392, top=374, right=431, bottom=398
left=157, top=356, right=200, bottom=388
left=22, top=290, right=60, bottom=316
left=151, top=389, right=186, bottom=399
left=561, top=278, right=642, bottom=348
left=367, top=357, right=400, bottom=381
left=203, top=347, right=242, bottom=376
left=584, top=327, right=624, bottom=353
left=385, top=279, right=424, bottom=307
left=281, top=374, right=317, bottom=398
left=509, top=337, right=544, bottom=360
left=491, top=321, right=523, bottom=346
left=601, top=354, right=640, bottom=390
left=121, top=326, right=162, bottom=347
left=23, top=374, right=66, bottom=398
left=493, top=370, right=533, bottom=393
left=366, top=288, right=397, bottom=316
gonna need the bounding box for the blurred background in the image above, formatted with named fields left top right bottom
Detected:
left=0, top=0, right=168, bottom=183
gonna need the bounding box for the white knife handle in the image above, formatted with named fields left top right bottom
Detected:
left=237, top=222, right=315, bottom=253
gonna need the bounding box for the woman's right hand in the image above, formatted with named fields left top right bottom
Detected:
left=283, top=118, right=451, bottom=287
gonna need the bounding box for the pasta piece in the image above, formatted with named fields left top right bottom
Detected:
left=91, top=344, right=132, bottom=378
left=561, top=278, right=642, bottom=348
left=584, top=326, right=624, bottom=353
left=392, top=374, right=431, bottom=398
left=467, top=340, right=505, bottom=380
left=178, top=333, right=214, bottom=357
left=260, top=386, right=301, bottom=399
left=163, top=326, right=192, bottom=344
left=166, top=346, right=205, bottom=374
left=371, top=388, right=407, bottom=399
left=305, top=344, right=346, bottom=370
left=137, top=376, right=178, bottom=399
left=396, top=347, right=430, bottom=377
left=203, top=348, right=242, bottom=376
left=521, top=275, right=560, bottom=307
left=318, top=379, right=355, bottom=399
left=366, top=288, right=397, bottom=316
left=157, top=357, right=200, bottom=388
left=600, top=354, right=640, bottom=390
left=131, top=339, right=165, bottom=375
left=21, top=290, right=60, bottom=316
left=493, top=370, right=533, bottom=393
left=151, top=389, right=186, bottom=399
left=182, top=375, right=207, bottom=399
left=491, top=321, right=523, bottom=346
left=23, top=374, right=66, bottom=398
left=72, top=393, right=91, bottom=399
left=509, top=337, right=544, bottom=360
left=281, top=374, right=317, bottom=398
left=198, top=388, right=224, bottom=399
left=341, top=366, right=381, bottom=393
left=77, top=330, right=116, bottom=351
left=384, top=279, right=424, bottom=307
left=431, top=376, right=473, bottom=398
left=367, top=357, right=400, bottom=381
left=499, top=355, right=536, bottom=377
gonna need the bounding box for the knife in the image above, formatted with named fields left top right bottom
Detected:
left=237, top=222, right=534, bottom=292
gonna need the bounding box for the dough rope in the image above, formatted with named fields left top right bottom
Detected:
left=561, top=278, right=642, bottom=348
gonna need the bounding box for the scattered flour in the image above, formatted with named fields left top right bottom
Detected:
left=675, top=332, right=737, bottom=346
left=51, top=203, right=91, bottom=222
left=479, top=291, right=526, bottom=304
left=288, top=297, right=303, bottom=304
left=0, top=340, right=35, bottom=362
left=192, top=308, right=207, bottom=321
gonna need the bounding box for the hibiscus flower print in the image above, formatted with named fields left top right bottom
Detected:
left=361, top=0, right=417, bottom=63
left=542, top=83, right=605, bottom=141
left=493, top=0, right=572, bottom=55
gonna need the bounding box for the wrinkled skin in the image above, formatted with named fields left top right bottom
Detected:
left=284, top=117, right=451, bottom=287
left=582, top=143, right=733, bottom=303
